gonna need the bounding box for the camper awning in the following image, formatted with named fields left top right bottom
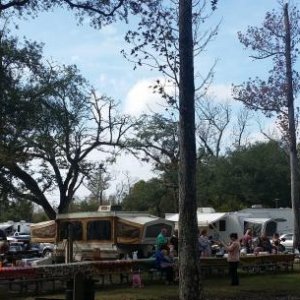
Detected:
left=166, top=214, right=179, bottom=222
left=0, top=224, right=13, bottom=231
left=166, top=213, right=226, bottom=226
left=197, top=213, right=227, bottom=226
left=243, top=217, right=272, bottom=224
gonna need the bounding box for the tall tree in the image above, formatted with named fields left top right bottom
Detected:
left=0, top=32, right=135, bottom=219
left=129, top=113, right=179, bottom=211
left=232, top=3, right=300, bottom=250
left=122, top=0, right=218, bottom=109
left=85, top=163, right=111, bottom=206
left=178, top=1, right=201, bottom=299
left=197, top=141, right=291, bottom=210
left=122, top=178, right=167, bottom=216
left=0, top=0, right=160, bottom=28
left=123, top=0, right=219, bottom=215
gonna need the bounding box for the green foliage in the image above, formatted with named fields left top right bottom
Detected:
left=0, top=198, right=33, bottom=222
left=31, top=208, right=49, bottom=223
left=1, top=0, right=161, bottom=29
left=0, top=29, right=135, bottom=219
left=123, top=141, right=291, bottom=215
left=122, top=178, right=172, bottom=216
left=197, top=141, right=290, bottom=211
left=69, top=196, right=100, bottom=213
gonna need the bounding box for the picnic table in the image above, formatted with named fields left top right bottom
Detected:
left=199, top=253, right=295, bottom=276
left=240, top=253, right=295, bottom=273
left=0, top=258, right=154, bottom=293
left=0, top=254, right=295, bottom=294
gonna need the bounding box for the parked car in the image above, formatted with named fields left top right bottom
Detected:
left=280, top=233, right=293, bottom=252
left=30, top=243, right=54, bottom=257
left=6, top=241, right=40, bottom=259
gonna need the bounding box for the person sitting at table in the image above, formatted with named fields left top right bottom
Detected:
left=241, top=228, right=253, bottom=254
left=271, top=233, right=285, bottom=253
left=155, top=249, right=175, bottom=285
left=254, top=233, right=272, bottom=254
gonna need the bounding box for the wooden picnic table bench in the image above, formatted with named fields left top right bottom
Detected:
left=240, top=253, right=295, bottom=273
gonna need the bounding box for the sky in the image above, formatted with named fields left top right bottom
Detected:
left=7, top=0, right=300, bottom=201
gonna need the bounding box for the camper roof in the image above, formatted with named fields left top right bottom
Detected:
left=0, top=224, right=13, bottom=231
left=57, top=211, right=157, bottom=220
left=56, top=211, right=173, bottom=227
left=120, top=215, right=164, bottom=225
left=166, top=212, right=227, bottom=226
left=197, top=213, right=227, bottom=226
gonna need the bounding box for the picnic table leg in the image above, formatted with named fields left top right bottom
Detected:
left=65, top=279, right=73, bottom=300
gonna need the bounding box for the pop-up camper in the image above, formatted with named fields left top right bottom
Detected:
left=166, top=207, right=277, bottom=243
left=31, top=220, right=56, bottom=244
left=31, top=210, right=174, bottom=261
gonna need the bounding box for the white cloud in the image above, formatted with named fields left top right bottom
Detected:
left=73, top=152, right=155, bottom=200
left=109, top=154, right=154, bottom=187
left=123, top=78, right=168, bottom=116
left=248, top=117, right=282, bottom=144
left=207, top=83, right=233, bottom=102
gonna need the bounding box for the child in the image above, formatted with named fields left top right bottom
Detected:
left=132, top=267, right=143, bottom=288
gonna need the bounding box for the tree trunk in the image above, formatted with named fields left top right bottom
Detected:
left=178, top=1, right=202, bottom=300
left=41, top=200, right=57, bottom=220
left=284, top=3, right=300, bottom=251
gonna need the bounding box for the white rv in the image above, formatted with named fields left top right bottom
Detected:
left=238, top=206, right=293, bottom=235
left=166, top=207, right=277, bottom=243
left=0, top=220, right=32, bottom=236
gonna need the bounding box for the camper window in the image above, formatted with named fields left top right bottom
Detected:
left=117, top=222, right=140, bottom=238
left=59, top=221, right=83, bottom=241
left=87, top=220, right=111, bottom=241
left=219, top=220, right=226, bottom=232
left=265, top=221, right=277, bottom=237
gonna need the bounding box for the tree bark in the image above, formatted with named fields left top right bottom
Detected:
left=284, top=3, right=300, bottom=251
left=178, top=1, right=202, bottom=299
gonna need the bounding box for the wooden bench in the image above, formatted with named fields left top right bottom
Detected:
left=0, top=276, right=65, bottom=294
left=200, top=258, right=228, bottom=276
left=240, top=254, right=295, bottom=273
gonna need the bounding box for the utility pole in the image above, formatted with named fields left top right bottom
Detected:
left=98, top=163, right=104, bottom=206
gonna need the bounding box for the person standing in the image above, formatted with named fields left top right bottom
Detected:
left=222, top=233, right=240, bottom=286
left=169, top=230, right=179, bottom=256
left=198, top=229, right=211, bottom=257
left=0, top=229, right=8, bottom=254
left=156, top=228, right=168, bottom=251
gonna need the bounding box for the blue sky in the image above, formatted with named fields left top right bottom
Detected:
left=8, top=0, right=299, bottom=199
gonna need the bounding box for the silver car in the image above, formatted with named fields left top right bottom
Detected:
left=280, top=233, right=293, bottom=252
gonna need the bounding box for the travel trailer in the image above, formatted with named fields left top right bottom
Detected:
left=31, top=210, right=174, bottom=261
left=165, top=207, right=277, bottom=243
left=0, top=220, right=31, bottom=236
left=238, top=206, right=293, bottom=235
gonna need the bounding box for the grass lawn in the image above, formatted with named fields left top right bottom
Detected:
left=5, top=268, right=300, bottom=299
